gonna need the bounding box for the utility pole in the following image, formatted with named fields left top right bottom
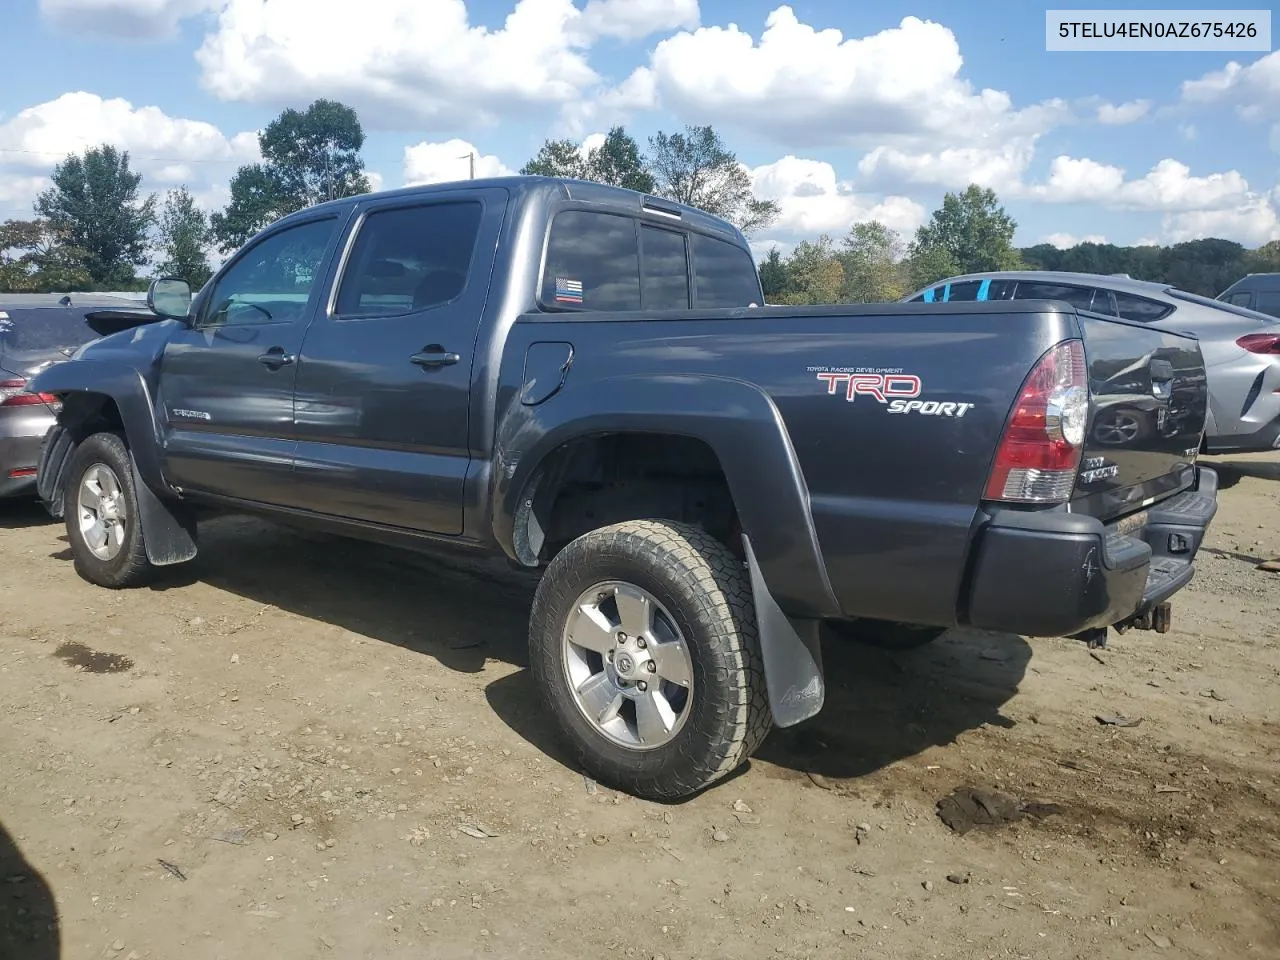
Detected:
left=458, top=151, right=475, bottom=179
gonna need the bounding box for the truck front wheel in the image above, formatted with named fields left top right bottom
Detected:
left=64, top=431, right=155, bottom=589
left=529, top=520, right=772, bottom=801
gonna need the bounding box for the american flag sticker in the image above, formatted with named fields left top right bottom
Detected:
left=555, top=277, right=584, bottom=304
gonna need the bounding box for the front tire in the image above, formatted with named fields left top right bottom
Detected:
left=64, top=431, right=154, bottom=588
left=529, top=520, right=772, bottom=801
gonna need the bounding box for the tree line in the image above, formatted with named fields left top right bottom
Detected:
left=762, top=184, right=1280, bottom=304
left=0, top=98, right=782, bottom=295
left=2, top=94, right=1276, bottom=299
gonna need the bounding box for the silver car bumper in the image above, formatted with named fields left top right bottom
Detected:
left=0, top=407, right=56, bottom=497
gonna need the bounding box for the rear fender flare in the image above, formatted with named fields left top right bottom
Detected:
left=495, top=373, right=839, bottom=619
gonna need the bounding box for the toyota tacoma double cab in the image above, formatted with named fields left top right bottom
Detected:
left=31, top=177, right=1218, bottom=800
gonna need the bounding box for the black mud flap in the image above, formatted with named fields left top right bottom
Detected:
left=130, top=459, right=198, bottom=566
left=36, top=424, right=75, bottom=520
left=742, top=534, right=825, bottom=727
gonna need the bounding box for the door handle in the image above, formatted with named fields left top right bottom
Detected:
left=257, top=348, right=295, bottom=369
left=411, top=347, right=460, bottom=368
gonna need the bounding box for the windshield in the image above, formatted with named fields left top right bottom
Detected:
left=0, top=307, right=104, bottom=357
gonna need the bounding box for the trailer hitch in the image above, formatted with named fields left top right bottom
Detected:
left=1114, top=601, right=1173, bottom=635
left=1071, top=602, right=1173, bottom=651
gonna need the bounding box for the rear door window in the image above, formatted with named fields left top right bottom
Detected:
left=1013, top=281, right=1094, bottom=311
left=541, top=211, right=640, bottom=311
left=691, top=233, right=761, bottom=308
left=640, top=226, right=690, bottom=309
left=1113, top=292, right=1174, bottom=323
left=335, top=201, right=483, bottom=317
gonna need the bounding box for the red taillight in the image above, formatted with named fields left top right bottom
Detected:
left=1236, top=333, right=1280, bottom=354
left=0, top=378, right=57, bottom=407
left=985, top=339, right=1089, bottom=503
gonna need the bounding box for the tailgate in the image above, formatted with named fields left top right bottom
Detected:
left=1072, top=313, right=1207, bottom=521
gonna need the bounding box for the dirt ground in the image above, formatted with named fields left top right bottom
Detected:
left=1, top=455, right=1277, bottom=960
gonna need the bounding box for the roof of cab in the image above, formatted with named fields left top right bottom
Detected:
left=284, top=175, right=745, bottom=243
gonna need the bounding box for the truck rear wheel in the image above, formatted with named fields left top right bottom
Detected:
left=529, top=520, right=772, bottom=801
left=64, top=431, right=155, bottom=589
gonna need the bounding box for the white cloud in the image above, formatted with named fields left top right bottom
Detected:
left=579, top=0, right=699, bottom=41
left=1096, top=99, right=1149, bottom=125
left=39, top=0, right=218, bottom=40
left=1181, top=50, right=1280, bottom=121
left=623, top=7, right=1069, bottom=150
left=1042, top=232, right=1107, bottom=249
left=856, top=140, right=1037, bottom=191
left=1161, top=200, right=1280, bottom=246
left=196, top=0, right=611, bottom=132
left=749, top=155, right=925, bottom=238
left=1027, top=157, right=1253, bottom=213
left=402, top=139, right=513, bottom=186
left=1177, top=122, right=1198, bottom=141
left=0, top=92, right=259, bottom=218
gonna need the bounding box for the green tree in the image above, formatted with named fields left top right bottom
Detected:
left=34, top=144, right=156, bottom=288
left=156, top=187, right=213, bottom=290
left=906, top=244, right=960, bottom=289
left=647, top=125, right=779, bottom=236
left=520, top=138, right=587, bottom=179
left=758, top=247, right=789, bottom=302
left=1158, top=238, right=1246, bottom=296
left=212, top=99, right=371, bottom=252
left=839, top=220, right=906, bottom=303
left=907, top=185, right=1021, bottom=286
left=0, top=219, right=92, bottom=292
left=1248, top=239, right=1280, bottom=273
left=585, top=127, right=655, bottom=194
left=776, top=235, right=844, bottom=305
left=521, top=127, right=655, bottom=194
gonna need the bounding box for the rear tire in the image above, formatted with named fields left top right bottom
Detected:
left=825, top=619, right=946, bottom=650
left=64, top=431, right=155, bottom=589
left=529, top=520, right=772, bottom=801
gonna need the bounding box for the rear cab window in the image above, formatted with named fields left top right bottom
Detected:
left=541, top=210, right=641, bottom=311
left=691, top=233, right=761, bottom=308
left=540, top=209, right=761, bottom=312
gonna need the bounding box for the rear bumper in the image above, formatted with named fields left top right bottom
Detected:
left=966, top=466, right=1218, bottom=637
left=0, top=408, right=56, bottom=498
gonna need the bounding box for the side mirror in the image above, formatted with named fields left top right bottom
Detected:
left=148, top=276, right=193, bottom=322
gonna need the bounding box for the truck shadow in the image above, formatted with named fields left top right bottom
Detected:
left=0, top=820, right=59, bottom=959
left=0, top=498, right=55, bottom=530
left=169, top=516, right=1029, bottom=793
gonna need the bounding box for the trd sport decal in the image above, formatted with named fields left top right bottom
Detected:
left=810, top=368, right=974, bottom=418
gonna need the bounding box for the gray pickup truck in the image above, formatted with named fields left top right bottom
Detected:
left=31, top=177, right=1217, bottom=800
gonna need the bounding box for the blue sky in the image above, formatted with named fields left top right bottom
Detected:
left=1, top=0, right=1277, bottom=257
